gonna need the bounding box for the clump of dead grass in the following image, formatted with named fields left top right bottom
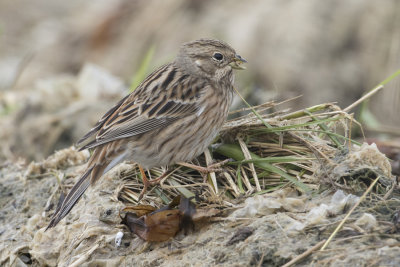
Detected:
left=117, top=94, right=394, bottom=210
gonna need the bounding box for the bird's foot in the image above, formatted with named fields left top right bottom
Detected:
left=138, top=166, right=170, bottom=201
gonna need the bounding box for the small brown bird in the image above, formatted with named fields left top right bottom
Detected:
left=47, top=38, right=246, bottom=228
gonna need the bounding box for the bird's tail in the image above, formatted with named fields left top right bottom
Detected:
left=46, top=151, right=118, bottom=229
left=46, top=166, right=94, bottom=229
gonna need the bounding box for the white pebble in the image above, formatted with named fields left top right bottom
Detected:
left=115, top=231, right=124, bottom=247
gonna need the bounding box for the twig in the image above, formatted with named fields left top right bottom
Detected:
left=281, top=239, right=326, bottom=267
left=320, top=175, right=381, bottom=251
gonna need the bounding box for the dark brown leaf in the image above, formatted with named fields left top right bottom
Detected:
left=121, top=196, right=197, bottom=241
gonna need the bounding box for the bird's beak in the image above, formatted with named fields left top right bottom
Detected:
left=230, top=54, right=247, bottom=70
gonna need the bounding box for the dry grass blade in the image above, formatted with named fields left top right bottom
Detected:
left=282, top=239, right=327, bottom=267
left=204, top=149, right=219, bottom=194
left=320, top=175, right=382, bottom=251
left=344, top=85, right=383, bottom=112
left=238, top=137, right=261, bottom=191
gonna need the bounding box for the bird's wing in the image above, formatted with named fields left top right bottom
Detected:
left=77, top=63, right=207, bottom=150
left=76, top=94, right=130, bottom=147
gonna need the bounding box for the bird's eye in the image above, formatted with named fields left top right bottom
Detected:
left=213, top=52, right=224, bottom=61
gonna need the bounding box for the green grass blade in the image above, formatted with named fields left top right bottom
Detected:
left=214, top=144, right=311, bottom=193
left=303, top=109, right=342, bottom=148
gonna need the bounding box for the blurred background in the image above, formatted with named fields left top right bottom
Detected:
left=0, top=0, right=399, bottom=162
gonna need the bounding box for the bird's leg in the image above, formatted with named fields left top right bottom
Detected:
left=138, top=166, right=170, bottom=201
left=177, top=159, right=231, bottom=174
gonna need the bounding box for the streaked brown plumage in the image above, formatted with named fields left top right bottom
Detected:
left=47, top=38, right=246, bottom=229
